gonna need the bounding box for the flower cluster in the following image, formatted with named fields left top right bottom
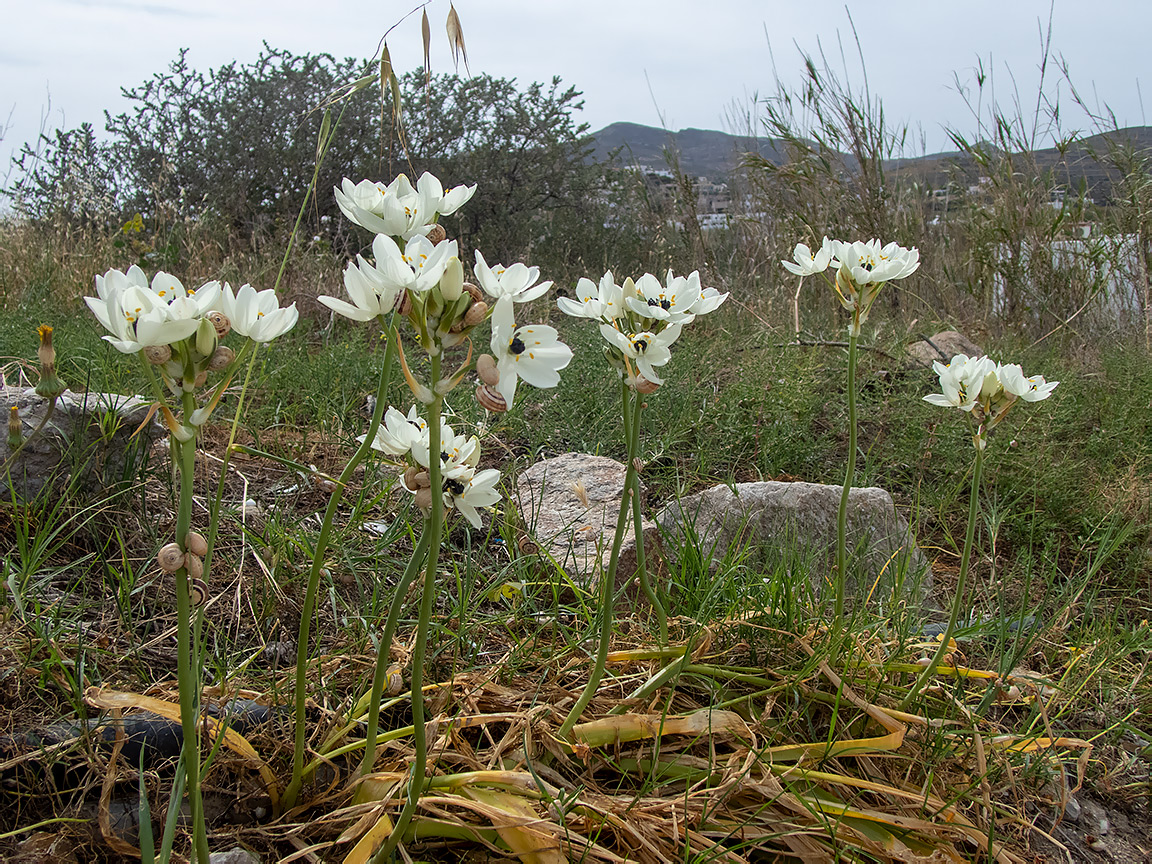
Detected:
left=560, top=269, right=727, bottom=388
left=85, top=265, right=298, bottom=399
left=334, top=173, right=476, bottom=241
left=924, top=353, right=1058, bottom=448
left=364, top=406, right=501, bottom=528
left=782, top=237, right=920, bottom=335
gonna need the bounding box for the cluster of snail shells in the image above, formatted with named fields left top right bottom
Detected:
left=403, top=466, right=435, bottom=512
left=474, top=354, right=507, bottom=413
left=156, top=531, right=210, bottom=606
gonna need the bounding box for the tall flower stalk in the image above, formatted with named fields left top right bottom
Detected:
left=781, top=238, right=919, bottom=627
left=557, top=270, right=727, bottom=733
left=314, top=173, right=571, bottom=859
left=903, top=355, right=1057, bottom=706
left=83, top=267, right=297, bottom=862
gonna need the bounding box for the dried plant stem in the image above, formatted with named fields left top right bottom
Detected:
left=903, top=443, right=984, bottom=709
left=359, top=527, right=432, bottom=778
left=374, top=354, right=444, bottom=863
left=173, top=389, right=209, bottom=863
left=834, top=327, right=860, bottom=627
left=559, top=378, right=641, bottom=738
left=283, top=326, right=396, bottom=811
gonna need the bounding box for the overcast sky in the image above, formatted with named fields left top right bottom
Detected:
left=1, top=0, right=1147, bottom=179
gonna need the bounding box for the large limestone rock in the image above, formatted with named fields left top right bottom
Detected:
left=514, top=453, right=660, bottom=593
left=907, top=330, right=982, bottom=367
left=657, top=481, right=932, bottom=604
left=1, top=386, right=161, bottom=500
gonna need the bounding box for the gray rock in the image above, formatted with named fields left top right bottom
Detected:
left=1, top=386, right=161, bottom=500
left=514, top=453, right=660, bottom=594
left=209, top=849, right=261, bottom=864
left=657, top=481, right=932, bottom=605
left=907, top=330, right=983, bottom=367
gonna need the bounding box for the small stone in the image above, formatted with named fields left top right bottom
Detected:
left=209, top=848, right=262, bottom=864
left=261, top=641, right=295, bottom=668
left=1061, top=796, right=1082, bottom=823
left=1087, top=838, right=1107, bottom=853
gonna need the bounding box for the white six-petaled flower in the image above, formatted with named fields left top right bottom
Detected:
left=598, top=322, right=683, bottom=385
left=473, top=251, right=553, bottom=304
left=781, top=240, right=832, bottom=277
left=558, top=271, right=625, bottom=322
left=220, top=283, right=298, bottom=343
left=490, top=298, right=573, bottom=407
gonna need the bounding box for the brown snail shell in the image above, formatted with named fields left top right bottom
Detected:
left=394, top=291, right=412, bottom=316
left=206, top=311, right=231, bottom=338
left=143, top=344, right=171, bottom=365
left=462, top=282, right=483, bottom=303
left=157, top=542, right=185, bottom=573
left=207, top=346, right=235, bottom=371
left=403, top=465, right=419, bottom=490
left=633, top=373, right=660, bottom=394
left=425, top=224, right=447, bottom=245
left=185, top=531, right=208, bottom=558
left=185, top=552, right=204, bottom=580
left=517, top=534, right=539, bottom=556
left=475, top=384, right=507, bottom=413
left=414, top=486, right=433, bottom=512
left=314, top=476, right=338, bottom=494
left=476, top=354, right=500, bottom=386
left=463, top=300, right=488, bottom=328
left=193, top=370, right=209, bottom=388
left=189, top=578, right=208, bottom=607
left=413, top=470, right=430, bottom=488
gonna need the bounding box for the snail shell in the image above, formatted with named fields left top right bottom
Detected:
left=394, top=291, right=412, bottom=316
left=185, top=552, right=204, bottom=580
left=189, top=578, right=208, bottom=607
left=157, top=542, right=185, bottom=573
left=463, top=300, right=488, bottom=328
left=206, top=311, right=231, bottom=338
left=476, top=354, right=500, bottom=386
left=475, top=384, right=507, bottom=413
left=403, top=465, right=419, bottom=490
left=425, top=224, right=447, bottom=245
left=385, top=664, right=404, bottom=696
left=207, top=346, right=235, bottom=371
left=633, top=373, right=660, bottom=394
left=517, top=534, right=539, bottom=556
left=414, top=487, right=433, bottom=512
left=143, top=344, right=171, bottom=365
left=185, top=531, right=208, bottom=558
left=193, top=370, right=209, bottom=388
left=463, top=282, right=483, bottom=303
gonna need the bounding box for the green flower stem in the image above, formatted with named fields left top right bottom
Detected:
left=834, top=325, right=860, bottom=627
left=283, top=327, right=397, bottom=811
left=374, top=355, right=444, bottom=863
left=358, top=526, right=432, bottom=779
left=902, top=442, right=984, bottom=709
left=174, top=388, right=209, bottom=863
left=558, top=378, right=642, bottom=739
left=627, top=388, right=666, bottom=645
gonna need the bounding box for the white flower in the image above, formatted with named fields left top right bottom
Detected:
left=683, top=272, right=729, bottom=316
left=828, top=238, right=920, bottom=286
left=447, top=467, right=501, bottom=529
left=558, top=271, right=625, bottom=321
left=85, top=267, right=204, bottom=354
left=410, top=420, right=479, bottom=482
left=625, top=272, right=698, bottom=325
left=781, top=240, right=832, bottom=277
left=490, top=297, right=573, bottom=406
left=474, top=251, right=552, bottom=303
left=923, top=353, right=994, bottom=411
left=997, top=363, right=1058, bottom=402
left=334, top=173, right=476, bottom=240
left=598, top=321, right=683, bottom=385
left=318, top=256, right=401, bottom=322
left=373, top=233, right=458, bottom=296
left=220, top=283, right=298, bottom=343
left=362, top=406, right=429, bottom=457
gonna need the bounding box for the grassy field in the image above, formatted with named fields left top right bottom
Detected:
left=2, top=211, right=1151, bottom=862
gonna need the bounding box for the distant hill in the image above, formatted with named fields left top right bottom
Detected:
left=590, top=122, right=790, bottom=177
left=590, top=121, right=1152, bottom=202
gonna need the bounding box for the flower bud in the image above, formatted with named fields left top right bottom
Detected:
left=425, top=224, right=447, bottom=245
left=195, top=318, right=218, bottom=358
left=8, top=406, right=23, bottom=450
left=207, top=346, right=235, bottom=372
left=34, top=324, right=66, bottom=399
left=440, top=256, right=464, bottom=302
left=144, top=344, right=172, bottom=365
left=476, top=354, right=500, bottom=386
left=206, top=311, right=231, bottom=338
